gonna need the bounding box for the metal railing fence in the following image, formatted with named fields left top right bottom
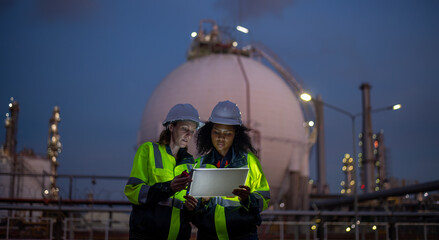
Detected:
left=1, top=215, right=439, bottom=240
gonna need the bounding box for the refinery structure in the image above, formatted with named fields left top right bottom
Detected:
left=1, top=20, right=439, bottom=239
left=1, top=100, right=61, bottom=203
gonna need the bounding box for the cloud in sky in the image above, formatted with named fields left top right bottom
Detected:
left=35, top=0, right=97, bottom=21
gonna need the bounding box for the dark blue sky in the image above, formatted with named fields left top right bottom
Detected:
left=1, top=0, right=438, bottom=194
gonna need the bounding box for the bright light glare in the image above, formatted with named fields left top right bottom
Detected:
left=393, top=104, right=401, bottom=110
left=311, top=225, right=317, bottom=230
left=346, top=227, right=351, bottom=232
left=300, top=93, right=312, bottom=102
left=236, top=25, right=249, bottom=33
left=232, top=41, right=238, bottom=47
left=191, top=32, right=197, bottom=38
left=372, top=225, right=377, bottom=231
left=308, top=121, right=315, bottom=127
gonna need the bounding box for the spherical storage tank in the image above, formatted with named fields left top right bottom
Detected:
left=138, top=53, right=311, bottom=208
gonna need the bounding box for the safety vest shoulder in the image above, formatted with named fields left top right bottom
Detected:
left=124, top=142, right=176, bottom=205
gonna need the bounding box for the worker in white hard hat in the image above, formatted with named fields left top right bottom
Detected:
left=124, top=103, right=201, bottom=240
left=192, top=100, right=270, bottom=240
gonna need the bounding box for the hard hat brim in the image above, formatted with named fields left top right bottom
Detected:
left=208, top=116, right=242, bottom=126
left=162, top=117, right=203, bottom=127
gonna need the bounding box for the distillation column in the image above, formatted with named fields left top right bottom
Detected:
left=47, top=106, right=62, bottom=199
left=360, top=83, right=374, bottom=193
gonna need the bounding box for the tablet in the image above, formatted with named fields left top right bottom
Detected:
left=188, top=168, right=249, bottom=197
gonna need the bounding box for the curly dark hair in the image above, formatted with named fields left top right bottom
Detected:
left=196, top=122, right=257, bottom=156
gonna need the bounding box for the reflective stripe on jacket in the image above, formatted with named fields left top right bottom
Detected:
left=193, top=150, right=270, bottom=239
left=124, top=142, right=194, bottom=240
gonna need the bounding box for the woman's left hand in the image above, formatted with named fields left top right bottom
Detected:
left=232, top=185, right=251, bottom=201
left=184, top=195, right=198, bottom=211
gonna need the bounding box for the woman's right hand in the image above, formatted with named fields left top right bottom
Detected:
left=170, top=173, right=192, bottom=192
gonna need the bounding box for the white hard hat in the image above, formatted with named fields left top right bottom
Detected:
left=163, top=104, right=201, bottom=127
left=208, top=100, right=242, bottom=125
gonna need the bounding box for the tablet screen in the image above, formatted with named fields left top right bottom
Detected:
left=188, top=168, right=249, bottom=197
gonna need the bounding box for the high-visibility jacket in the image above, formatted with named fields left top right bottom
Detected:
left=124, top=142, right=194, bottom=240
left=193, top=149, right=270, bottom=240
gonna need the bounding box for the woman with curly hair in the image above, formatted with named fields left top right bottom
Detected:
left=193, top=100, right=270, bottom=240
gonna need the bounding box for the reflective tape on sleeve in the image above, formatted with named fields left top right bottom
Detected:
left=126, top=177, right=144, bottom=185
left=255, top=190, right=270, bottom=200
left=254, top=191, right=270, bottom=212
left=138, top=184, right=151, bottom=204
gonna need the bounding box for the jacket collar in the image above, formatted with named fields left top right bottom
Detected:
left=165, top=144, right=194, bottom=164
left=203, top=148, right=247, bottom=168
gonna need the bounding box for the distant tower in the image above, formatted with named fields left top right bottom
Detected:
left=315, top=96, right=328, bottom=194
left=360, top=83, right=375, bottom=193
left=4, top=98, right=20, bottom=199
left=47, top=106, right=61, bottom=199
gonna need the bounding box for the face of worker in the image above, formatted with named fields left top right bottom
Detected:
left=211, top=123, right=236, bottom=157
left=169, top=121, right=198, bottom=149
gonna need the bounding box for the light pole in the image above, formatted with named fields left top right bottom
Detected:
left=300, top=92, right=401, bottom=240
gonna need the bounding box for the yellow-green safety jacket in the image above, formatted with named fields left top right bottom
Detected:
left=192, top=149, right=270, bottom=240
left=124, top=142, right=194, bottom=240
